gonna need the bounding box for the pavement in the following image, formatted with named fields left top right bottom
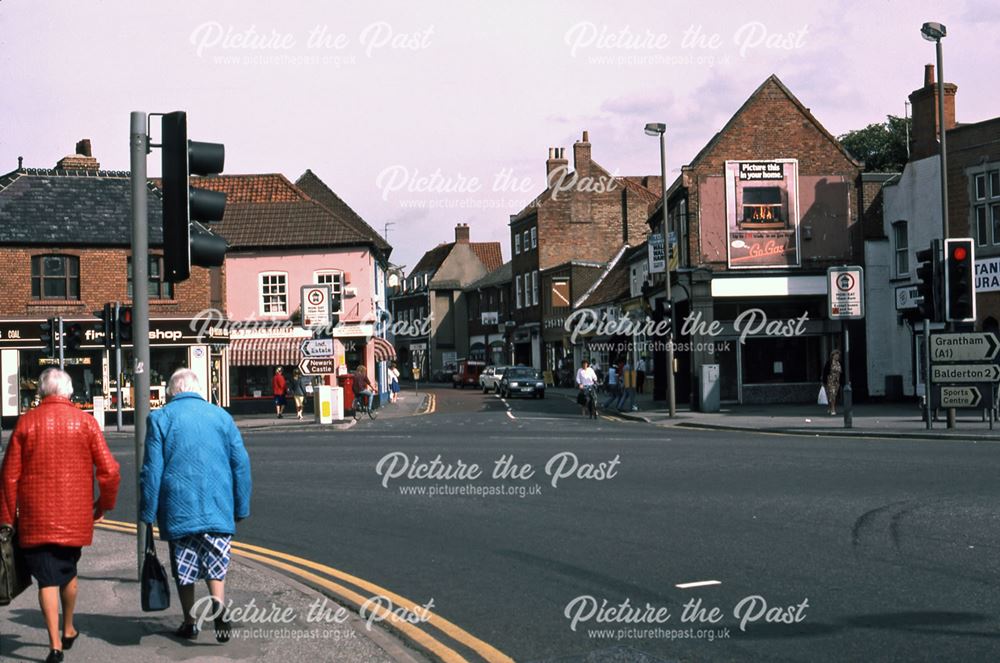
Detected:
left=0, top=528, right=425, bottom=663
left=547, top=387, right=1000, bottom=439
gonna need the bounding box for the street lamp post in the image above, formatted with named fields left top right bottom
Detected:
left=645, top=123, right=676, bottom=417
left=922, top=21, right=954, bottom=428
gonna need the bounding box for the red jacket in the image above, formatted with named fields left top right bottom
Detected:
left=0, top=396, right=120, bottom=547
left=272, top=373, right=286, bottom=396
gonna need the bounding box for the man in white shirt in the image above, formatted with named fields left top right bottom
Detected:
left=602, top=364, right=620, bottom=408
left=576, top=360, right=598, bottom=416
left=636, top=356, right=647, bottom=394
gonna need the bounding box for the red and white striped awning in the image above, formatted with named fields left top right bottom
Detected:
left=372, top=336, right=397, bottom=362
left=229, top=337, right=303, bottom=367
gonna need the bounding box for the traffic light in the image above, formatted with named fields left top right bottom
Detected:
left=161, top=111, right=228, bottom=283
left=117, top=306, right=133, bottom=345
left=914, top=241, right=941, bottom=322
left=65, top=323, right=84, bottom=352
left=96, top=303, right=115, bottom=349
left=945, top=238, right=975, bottom=322
left=40, top=318, right=57, bottom=356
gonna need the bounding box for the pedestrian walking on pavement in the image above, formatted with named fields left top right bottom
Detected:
left=617, top=361, right=636, bottom=412
left=389, top=362, right=401, bottom=404
left=289, top=369, right=307, bottom=420
left=272, top=367, right=287, bottom=418
left=140, top=369, right=252, bottom=644
left=0, top=368, right=121, bottom=663
left=636, top=356, right=647, bottom=394
left=601, top=363, right=621, bottom=408
left=822, top=350, right=843, bottom=416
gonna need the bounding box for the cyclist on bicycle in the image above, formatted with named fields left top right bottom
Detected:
left=576, top=359, right=599, bottom=416
left=354, top=365, right=375, bottom=410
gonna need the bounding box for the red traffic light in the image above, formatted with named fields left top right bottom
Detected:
left=953, top=246, right=968, bottom=261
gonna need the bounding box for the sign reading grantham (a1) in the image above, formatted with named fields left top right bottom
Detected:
left=930, top=364, right=1000, bottom=383
left=930, top=332, right=1000, bottom=363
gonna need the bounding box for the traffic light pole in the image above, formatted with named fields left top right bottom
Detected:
left=57, top=317, right=64, bottom=370
left=923, top=321, right=932, bottom=430
left=115, top=302, right=124, bottom=433
left=130, top=111, right=151, bottom=579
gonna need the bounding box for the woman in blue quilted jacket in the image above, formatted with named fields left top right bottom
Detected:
left=139, top=368, right=252, bottom=643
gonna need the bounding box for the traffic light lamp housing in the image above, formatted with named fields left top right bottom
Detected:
left=40, top=318, right=57, bottom=357
left=914, top=241, right=941, bottom=322
left=117, top=306, right=134, bottom=345
left=96, top=303, right=115, bottom=349
left=161, top=111, right=228, bottom=283
left=65, top=323, right=84, bottom=352
left=945, top=238, right=976, bottom=323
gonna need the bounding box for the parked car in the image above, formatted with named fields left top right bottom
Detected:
left=452, top=359, right=486, bottom=388
left=499, top=367, right=545, bottom=399
left=480, top=365, right=510, bottom=393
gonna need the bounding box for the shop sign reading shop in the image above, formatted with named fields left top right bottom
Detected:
left=724, top=159, right=801, bottom=269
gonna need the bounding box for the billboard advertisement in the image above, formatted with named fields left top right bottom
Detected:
left=724, top=159, right=801, bottom=269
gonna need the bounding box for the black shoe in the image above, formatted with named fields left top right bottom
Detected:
left=175, top=622, right=199, bottom=639
left=62, top=630, right=79, bottom=650
left=45, top=651, right=64, bottom=663
left=212, top=600, right=231, bottom=643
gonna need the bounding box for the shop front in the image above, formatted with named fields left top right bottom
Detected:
left=0, top=317, right=229, bottom=419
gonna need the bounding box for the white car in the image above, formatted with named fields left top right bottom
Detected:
left=480, top=366, right=510, bottom=393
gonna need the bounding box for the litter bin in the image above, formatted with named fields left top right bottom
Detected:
left=338, top=374, right=355, bottom=413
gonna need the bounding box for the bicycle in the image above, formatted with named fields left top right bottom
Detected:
left=352, top=393, right=379, bottom=421
left=582, top=385, right=598, bottom=420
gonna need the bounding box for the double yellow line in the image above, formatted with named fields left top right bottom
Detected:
left=96, top=519, right=511, bottom=663
left=417, top=393, right=436, bottom=415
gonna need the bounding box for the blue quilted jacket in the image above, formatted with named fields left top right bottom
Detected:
left=139, top=392, right=252, bottom=540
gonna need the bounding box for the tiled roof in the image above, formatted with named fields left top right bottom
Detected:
left=471, top=242, right=503, bottom=272
left=411, top=243, right=453, bottom=275
left=511, top=162, right=661, bottom=223
left=579, top=255, right=630, bottom=308
left=0, top=168, right=164, bottom=246
left=212, top=201, right=375, bottom=249
left=464, top=261, right=512, bottom=291
left=295, top=170, right=390, bottom=253
left=181, top=173, right=306, bottom=203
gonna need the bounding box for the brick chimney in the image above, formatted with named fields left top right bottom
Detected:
left=546, top=146, right=568, bottom=183
left=455, top=222, right=470, bottom=244
left=55, top=139, right=101, bottom=170
left=573, top=130, right=591, bottom=180
left=908, top=64, right=957, bottom=161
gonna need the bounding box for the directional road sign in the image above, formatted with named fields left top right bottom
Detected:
left=930, top=364, right=1000, bottom=383
left=300, top=338, right=334, bottom=357
left=929, top=332, right=1000, bottom=363
left=936, top=385, right=985, bottom=408
left=298, top=357, right=336, bottom=375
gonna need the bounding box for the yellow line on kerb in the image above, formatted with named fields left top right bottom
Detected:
left=97, top=520, right=513, bottom=663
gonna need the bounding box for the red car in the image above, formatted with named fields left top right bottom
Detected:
left=452, top=360, right=486, bottom=389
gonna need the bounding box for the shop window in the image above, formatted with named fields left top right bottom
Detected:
left=127, top=256, right=174, bottom=300
left=892, top=221, right=909, bottom=277
left=31, top=254, right=79, bottom=300
left=742, top=336, right=821, bottom=384
left=259, top=272, right=288, bottom=315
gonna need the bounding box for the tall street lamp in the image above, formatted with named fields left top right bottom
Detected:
left=921, top=21, right=948, bottom=243
left=644, top=122, right=676, bottom=417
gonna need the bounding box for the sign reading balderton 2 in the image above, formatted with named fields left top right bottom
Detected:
left=725, top=159, right=801, bottom=269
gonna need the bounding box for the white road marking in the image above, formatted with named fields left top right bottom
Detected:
left=506, top=411, right=516, bottom=420
left=675, top=580, right=721, bottom=589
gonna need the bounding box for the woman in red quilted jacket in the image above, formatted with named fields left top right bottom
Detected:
left=0, top=368, right=120, bottom=663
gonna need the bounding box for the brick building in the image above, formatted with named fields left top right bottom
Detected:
left=0, top=141, right=225, bottom=419
left=651, top=75, right=869, bottom=406
left=390, top=224, right=502, bottom=378
left=509, top=131, right=660, bottom=369
left=464, top=262, right=512, bottom=366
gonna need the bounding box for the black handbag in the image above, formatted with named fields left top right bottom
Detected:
left=0, top=523, right=31, bottom=606
left=576, top=390, right=587, bottom=406
left=140, top=523, right=170, bottom=612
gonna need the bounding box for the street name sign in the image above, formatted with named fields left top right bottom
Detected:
left=827, top=266, right=864, bottom=319
left=300, top=338, right=334, bottom=357
left=929, top=332, right=1000, bottom=363
left=300, top=284, right=332, bottom=329
left=936, top=385, right=985, bottom=408
left=930, top=364, right=1000, bottom=383
left=298, top=357, right=336, bottom=375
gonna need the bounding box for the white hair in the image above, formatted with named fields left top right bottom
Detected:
left=38, top=367, right=73, bottom=398
left=167, top=368, right=201, bottom=397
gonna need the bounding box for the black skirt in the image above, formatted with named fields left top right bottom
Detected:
left=22, top=544, right=82, bottom=588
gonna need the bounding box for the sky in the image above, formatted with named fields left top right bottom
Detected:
left=1, top=0, right=997, bottom=271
